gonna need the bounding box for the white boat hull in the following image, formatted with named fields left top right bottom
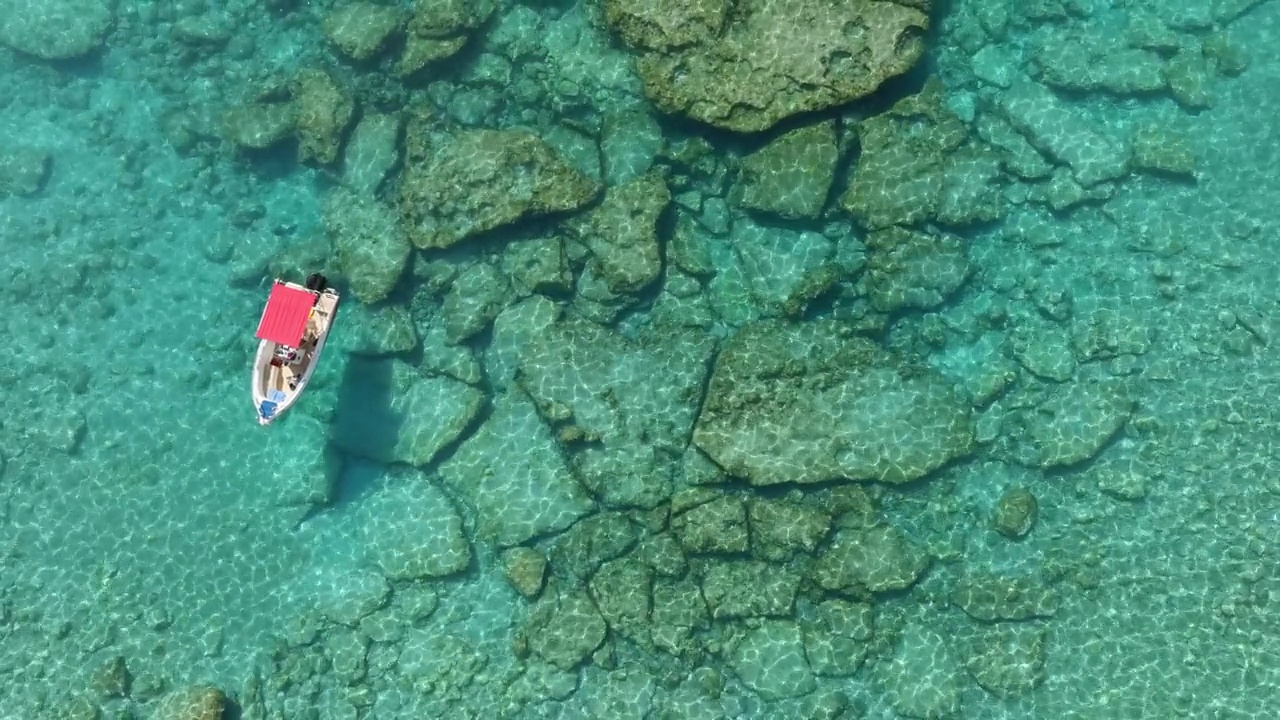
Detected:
left=251, top=283, right=340, bottom=425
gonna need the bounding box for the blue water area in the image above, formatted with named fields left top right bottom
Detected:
left=2, top=0, right=1280, bottom=717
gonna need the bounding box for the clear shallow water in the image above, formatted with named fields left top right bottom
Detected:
left=2, top=0, right=1280, bottom=718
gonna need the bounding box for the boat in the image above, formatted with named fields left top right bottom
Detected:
left=251, top=273, right=340, bottom=425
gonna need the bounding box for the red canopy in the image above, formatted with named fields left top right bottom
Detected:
left=256, top=282, right=315, bottom=346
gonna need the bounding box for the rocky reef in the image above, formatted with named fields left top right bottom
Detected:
left=2, top=0, right=1274, bottom=716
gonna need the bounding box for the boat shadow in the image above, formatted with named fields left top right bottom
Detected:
left=327, top=354, right=403, bottom=502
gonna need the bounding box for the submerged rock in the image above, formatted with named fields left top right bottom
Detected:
left=308, top=564, right=390, bottom=625
left=726, top=221, right=838, bottom=317
left=607, top=0, right=930, bottom=132
left=336, top=304, right=418, bottom=357
left=150, top=686, right=228, bottom=720
left=879, top=623, right=963, bottom=719
left=397, top=33, right=467, bottom=75
left=727, top=620, right=817, bottom=701
left=701, top=560, right=799, bottom=619
left=843, top=79, right=1004, bottom=229
left=864, top=227, right=971, bottom=313
left=408, top=0, right=494, bottom=39
left=671, top=494, right=748, bottom=555
left=327, top=629, right=369, bottom=683
left=748, top=497, right=832, bottom=561
left=0, top=147, right=50, bottom=197
left=518, top=318, right=715, bottom=509
left=416, top=312, right=486, bottom=385
left=357, top=469, right=472, bottom=580
left=1166, top=49, right=1215, bottom=109
left=581, top=667, right=658, bottom=718
left=224, top=100, right=297, bottom=152
left=813, top=525, right=931, bottom=595
left=396, top=630, right=487, bottom=695
left=295, top=69, right=355, bottom=166
left=324, top=1, right=403, bottom=62
left=801, top=600, right=874, bottom=678
left=524, top=588, right=607, bottom=671
left=502, top=235, right=573, bottom=297
left=441, top=261, right=512, bottom=344
left=1132, top=125, right=1197, bottom=178
left=589, top=557, right=655, bottom=642
left=91, top=655, right=131, bottom=698
left=323, top=188, right=411, bottom=305
left=397, top=128, right=599, bottom=249
left=1024, top=377, right=1134, bottom=468
left=950, top=572, right=1058, bottom=622
left=0, top=0, right=113, bottom=60
left=396, top=0, right=495, bottom=74
left=693, top=319, right=974, bottom=485
left=991, top=486, right=1037, bottom=539
left=330, top=359, right=484, bottom=468
left=439, top=388, right=593, bottom=547
left=733, top=121, right=839, bottom=219
left=502, top=546, right=549, bottom=599
left=1033, top=32, right=1166, bottom=94
left=566, top=171, right=669, bottom=296
left=997, top=79, right=1130, bottom=186
left=487, top=295, right=563, bottom=391
left=958, top=623, right=1048, bottom=698
left=343, top=112, right=404, bottom=196
left=549, top=512, right=638, bottom=582
left=650, top=577, right=709, bottom=656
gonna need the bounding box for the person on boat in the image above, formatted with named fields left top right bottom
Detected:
left=275, top=345, right=301, bottom=364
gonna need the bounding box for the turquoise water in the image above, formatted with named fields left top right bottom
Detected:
left=2, top=0, right=1279, bottom=717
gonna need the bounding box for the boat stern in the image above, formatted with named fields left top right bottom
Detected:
left=256, top=390, right=285, bottom=425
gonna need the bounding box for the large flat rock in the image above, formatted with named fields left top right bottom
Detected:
left=693, top=319, right=974, bottom=485
left=439, top=388, right=594, bottom=546
left=0, top=0, right=113, bottom=60
left=610, top=0, right=930, bottom=132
